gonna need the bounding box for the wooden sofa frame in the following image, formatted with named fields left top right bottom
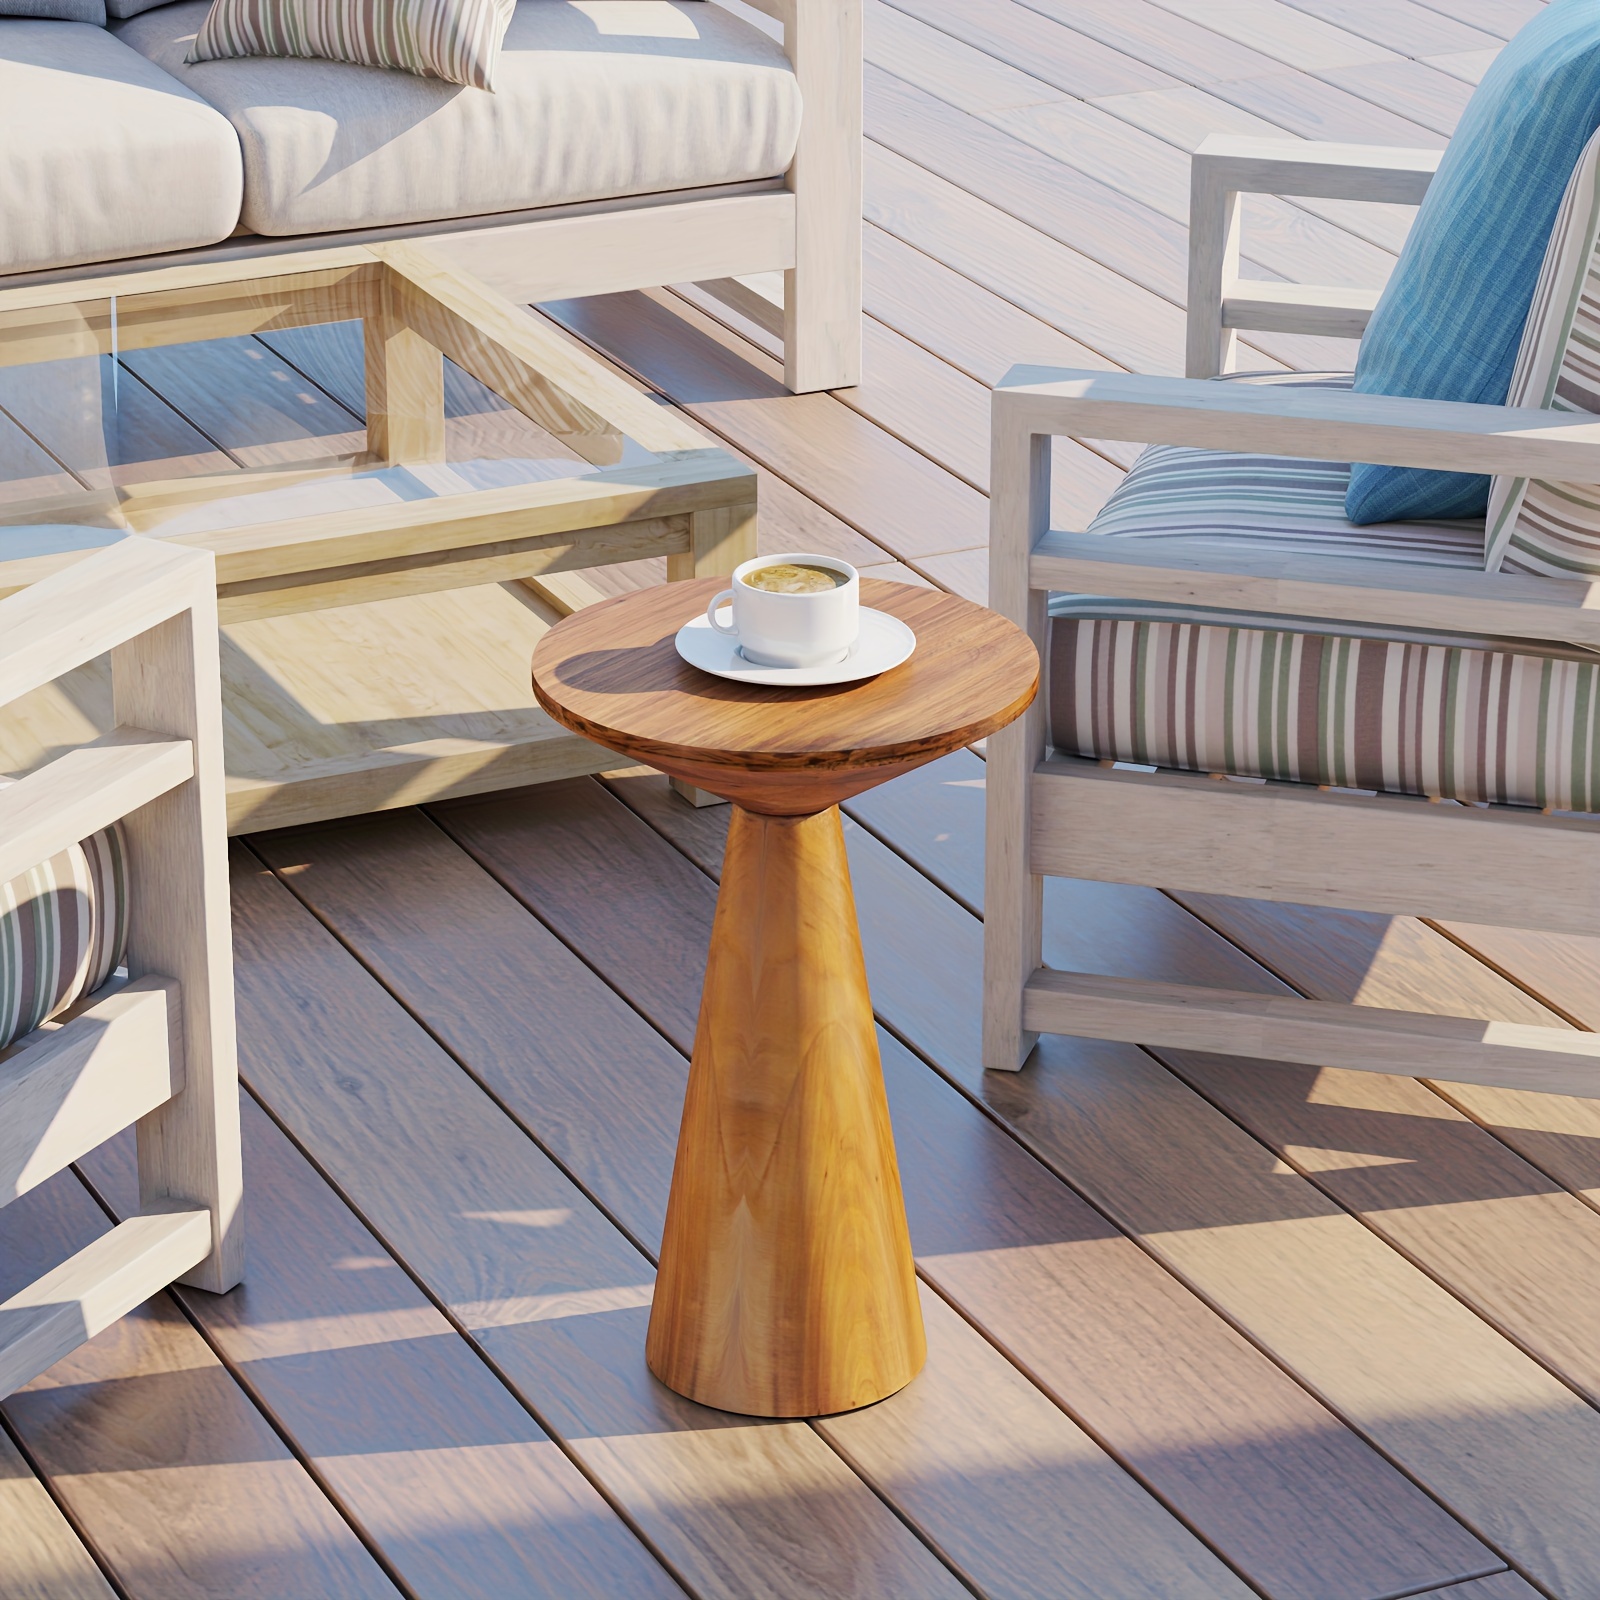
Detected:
left=0, top=539, right=242, bottom=1399
left=984, top=138, right=1600, bottom=1098
left=0, top=0, right=863, bottom=396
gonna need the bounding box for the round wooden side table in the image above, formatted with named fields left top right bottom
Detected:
left=532, top=578, right=1038, bottom=1417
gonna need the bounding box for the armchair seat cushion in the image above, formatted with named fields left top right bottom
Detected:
left=117, top=0, right=802, bottom=237
left=1048, top=380, right=1600, bottom=812
left=0, top=21, right=244, bottom=276
left=0, top=807, right=130, bottom=1053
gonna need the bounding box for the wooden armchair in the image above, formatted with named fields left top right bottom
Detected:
left=983, top=137, right=1600, bottom=1098
left=0, top=539, right=242, bottom=1399
left=1184, top=134, right=1440, bottom=378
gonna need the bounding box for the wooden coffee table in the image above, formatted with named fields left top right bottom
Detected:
left=532, top=577, right=1038, bottom=1417
left=0, top=246, right=755, bottom=833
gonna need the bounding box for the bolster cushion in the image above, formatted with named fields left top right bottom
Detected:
left=0, top=804, right=130, bottom=1053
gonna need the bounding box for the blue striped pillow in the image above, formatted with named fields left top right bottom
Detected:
left=1346, top=0, right=1600, bottom=525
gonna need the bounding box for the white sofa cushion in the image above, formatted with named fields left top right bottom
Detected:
left=116, top=0, right=802, bottom=237
left=0, top=21, right=243, bottom=275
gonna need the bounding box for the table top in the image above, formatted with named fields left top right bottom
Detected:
left=0, top=244, right=747, bottom=597
left=531, top=578, right=1039, bottom=814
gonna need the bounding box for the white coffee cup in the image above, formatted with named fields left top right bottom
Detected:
left=706, top=553, right=860, bottom=668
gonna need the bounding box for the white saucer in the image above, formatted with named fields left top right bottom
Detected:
left=675, top=605, right=916, bottom=686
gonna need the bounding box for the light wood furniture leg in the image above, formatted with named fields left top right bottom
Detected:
left=365, top=281, right=446, bottom=464
left=646, top=804, right=925, bottom=1416
left=782, top=0, right=863, bottom=394
left=1185, top=170, right=1241, bottom=380
left=983, top=422, right=1048, bottom=1072
left=112, top=586, right=244, bottom=1293
left=669, top=498, right=759, bottom=807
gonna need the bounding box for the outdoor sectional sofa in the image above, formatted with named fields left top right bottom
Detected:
left=0, top=0, right=861, bottom=392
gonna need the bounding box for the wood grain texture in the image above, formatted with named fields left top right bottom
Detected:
left=78, top=1106, right=681, bottom=1600
left=532, top=579, right=1037, bottom=814
left=865, top=62, right=1367, bottom=370
left=112, top=575, right=244, bottom=1293
left=0, top=1170, right=398, bottom=1600
left=0, top=979, right=178, bottom=1205
left=839, top=758, right=1600, bottom=1596
left=0, top=356, right=233, bottom=491
left=544, top=287, right=991, bottom=563
left=450, top=769, right=1502, bottom=1599
left=0, top=408, right=80, bottom=505
left=648, top=806, right=925, bottom=1416
left=0, top=1210, right=211, bottom=1401
left=865, top=142, right=1192, bottom=374
left=248, top=787, right=1270, bottom=1598
left=0, top=1423, right=114, bottom=1600
left=118, top=337, right=366, bottom=469
left=1154, top=895, right=1600, bottom=1416
left=228, top=841, right=967, bottom=1600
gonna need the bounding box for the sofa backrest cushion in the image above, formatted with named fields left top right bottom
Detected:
left=1346, top=0, right=1600, bottom=526
left=0, top=0, right=107, bottom=23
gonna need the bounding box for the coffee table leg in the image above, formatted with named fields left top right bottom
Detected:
left=645, top=803, right=926, bottom=1416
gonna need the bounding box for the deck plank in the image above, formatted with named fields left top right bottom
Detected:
left=829, top=759, right=1600, bottom=1598
left=229, top=839, right=966, bottom=1600
left=1162, top=899, right=1600, bottom=1394
left=1336, top=0, right=1541, bottom=42
left=242, top=809, right=1312, bottom=1599
left=0, top=1171, right=399, bottom=1600
left=421, top=775, right=1502, bottom=1600
left=1213, top=0, right=1503, bottom=58
left=0, top=409, right=79, bottom=505
left=863, top=142, right=1203, bottom=373
left=119, top=337, right=365, bottom=468
left=541, top=289, right=989, bottom=563
left=671, top=283, right=1126, bottom=522
left=878, top=0, right=1399, bottom=282
left=858, top=224, right=1140, bottom=471
left=865, top=64, right=1362, bottom=370
left=76, top=1104, right=682, bottom=1600
left=1315, top=58, right=1475, bottom=135
left=0, top=359, right=233, bottom=490
left=878, top=0, right=1180, bottom=98
left=0, top=1424, right=114, bottom=1600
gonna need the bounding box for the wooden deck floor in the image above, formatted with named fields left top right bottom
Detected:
left=11, top=0, right=1600, bottom=1595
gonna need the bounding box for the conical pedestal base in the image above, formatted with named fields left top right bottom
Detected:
left=645, top=805, right=926, bottom=1417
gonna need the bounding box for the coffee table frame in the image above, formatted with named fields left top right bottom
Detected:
left=0, top=245, right=756, bottom=831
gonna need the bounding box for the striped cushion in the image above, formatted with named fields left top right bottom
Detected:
left=1487, top=127, right=1600, bottom=578
left=0, top=787, right=130, bottom=1052
left=1049, top=389, right=1600, bottom=809
left=188, top=0, right=516, bottom=88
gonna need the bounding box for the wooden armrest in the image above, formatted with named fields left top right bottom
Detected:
left=1222, top=282, right=1382, bottom=340
left=0, top=538, right=214, bottom=707
left=994, top=367, right=1600, bottom=481
left=1028, top=530, right=1600, bottom=650
left=1185, top=137, right=1434, bottom=375
left=1193, top=135, right=1442, bottom=204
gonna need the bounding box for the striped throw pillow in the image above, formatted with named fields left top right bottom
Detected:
left=0, top=782, right=130, bottom=1053
left=1486, top=127, right=1600, bottom=577
left=187, top=0, right=517, bottom=90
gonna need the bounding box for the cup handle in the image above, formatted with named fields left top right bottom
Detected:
left=706, top=588, right=738, bottom=635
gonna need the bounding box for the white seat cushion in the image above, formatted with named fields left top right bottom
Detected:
left=0, top=20, right=243, bottom=275
left=116, top=0, right=802, bottom=237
